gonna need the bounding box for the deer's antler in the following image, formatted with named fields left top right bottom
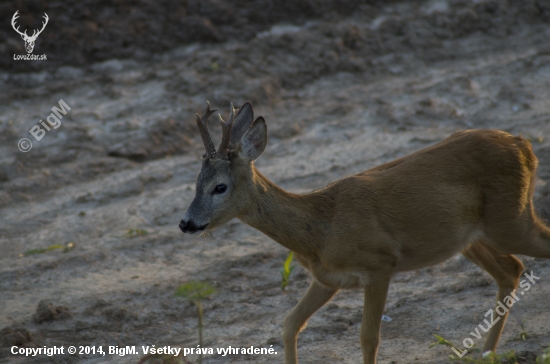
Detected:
left=31, top=13, right=49, bottom=40
left=11, top=12, right=49, bottom=41
left=11, top=11, right=28, bottom=38
left=196, top=102, right=218, bottom=158
left=217, top=103, right=235, bottom=160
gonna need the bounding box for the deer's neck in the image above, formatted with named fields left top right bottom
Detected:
left=238, top=167, right=331, bottom=257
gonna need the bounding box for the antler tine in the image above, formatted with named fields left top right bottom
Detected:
left=217, top=103, right=235, bottom=159
left=36, top=13, right=49, bottom=36
left=11, top=11, right=27, bottom=37
left=195, top=101, right=218, bottom=158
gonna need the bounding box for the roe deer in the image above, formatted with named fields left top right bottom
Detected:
left=179, top=102, right=550, bottom=364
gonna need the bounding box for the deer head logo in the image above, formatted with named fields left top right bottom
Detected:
left=11, top=11, right=49, bottom=54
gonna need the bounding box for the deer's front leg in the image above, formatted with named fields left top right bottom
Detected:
left=361, top=271, right=391, bottom=364
left=283, top=281, right=338, bottom=364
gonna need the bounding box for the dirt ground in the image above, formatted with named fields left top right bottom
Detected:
left=1, top=0, right=550, bottom=363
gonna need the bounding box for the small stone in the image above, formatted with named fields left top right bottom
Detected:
left=33, top=300, right=71, bottom=324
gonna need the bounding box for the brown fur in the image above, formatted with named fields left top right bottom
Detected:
left=183, top=127, right=550, bottom=364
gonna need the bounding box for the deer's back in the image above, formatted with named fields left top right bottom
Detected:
left=315, top=130, right=538, bottom=273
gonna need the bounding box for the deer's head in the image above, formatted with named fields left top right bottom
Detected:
left=179, top=102, right=267, bottom=234
left=11, top=11, right=49, bottom=54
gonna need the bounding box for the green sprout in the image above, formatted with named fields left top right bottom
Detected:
left=469, top=351, right=518, bottom=364
left=123, top=229, right=148, bottom=238
left=209, top=62, right=220, bottom=72
left=538, top=347, right=550, bottom=364
left=175, top=281, right=216, bottom=364
left=21, top=242, right=75, bottom=257
left=514, top=322, right=530, bottom=341
left=429, top=334, right=477, bottom=362
left=429, top=334, right=460, bottom=349
left=429, top=335, right=521, bottom=364
left=281, top=251, right=295, bottom=290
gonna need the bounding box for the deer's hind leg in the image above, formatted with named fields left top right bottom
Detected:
left=462, top=240, right=524, bottom=354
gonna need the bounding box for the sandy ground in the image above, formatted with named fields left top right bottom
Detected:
left=1, top=1, right=550, bottom=363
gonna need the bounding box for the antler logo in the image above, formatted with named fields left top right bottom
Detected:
left=11, top=11, right=49, bottom=54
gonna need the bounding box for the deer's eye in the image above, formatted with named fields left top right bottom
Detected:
left=213, top=184, right=227, bottom=194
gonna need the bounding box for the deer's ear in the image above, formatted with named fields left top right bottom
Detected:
left=238, top=117, right=267, bottom=162
left=229, top=102, right=254, bottom=149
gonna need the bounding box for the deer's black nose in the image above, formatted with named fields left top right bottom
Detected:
left=179, top=219, right=207, bottom=233
left=179, top=219, right=189, bottom=233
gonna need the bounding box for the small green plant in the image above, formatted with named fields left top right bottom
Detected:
left=429, top=334, right=459, bottom=349
left=21, top=242, right=74, bottom=257
left=124, top=229, right=148, bottom=238
left=175, top=281, right=216, bottom=364
left=478, top=351, right=518, bottom=364
left=429, top=334, right=520, bottom=363
left=538, top=347, right=550, bottom=364
left=514, top=322, right=530, bottom=341
left=280, top=251, right=295, bottom=290
left=209, top=62, right=219, bottom=72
